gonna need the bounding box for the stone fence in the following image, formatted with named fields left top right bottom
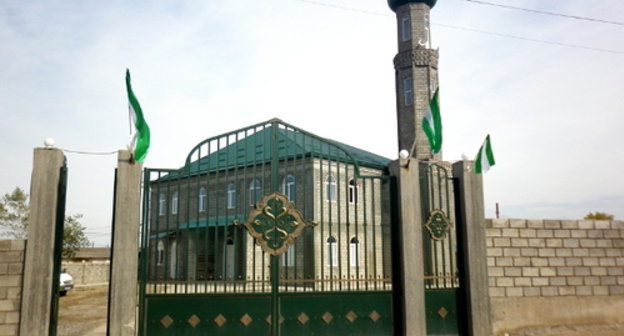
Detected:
left=61, top=261, right=110, bottom=286
left=0, top=240, right=25, bottom=336
left=486, top=219, right=624, bottom=335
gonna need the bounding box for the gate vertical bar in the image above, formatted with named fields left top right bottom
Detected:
left=452, top=160, right=492, bottom=336
left=270, top=120, right=280, bottom=335
left=49, top=159, right=68, bottom=336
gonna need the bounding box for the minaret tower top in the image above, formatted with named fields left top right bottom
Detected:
left=389, top=0, right=441, bottom=160
left=388, top=0, right=437, bottom=11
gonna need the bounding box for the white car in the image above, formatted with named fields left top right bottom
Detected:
left=60, top=270, right=74, bottom=296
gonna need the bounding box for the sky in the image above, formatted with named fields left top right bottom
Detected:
left=1, top=0, right=623, bottom=246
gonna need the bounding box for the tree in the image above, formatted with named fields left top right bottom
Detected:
left=0, top=187, right=91, bottom=258
left=62, top=214, right=90, bottom=259
left=0, top=187, right=29, bottom=239
left=584, top=212, right=614, bottom=220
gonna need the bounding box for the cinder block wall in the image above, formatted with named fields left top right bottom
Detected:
left=0, top=240, right=25, bottom=336
left=486, top=219, right=624, bottom=334
left=61, top=261, right=110, bottom=286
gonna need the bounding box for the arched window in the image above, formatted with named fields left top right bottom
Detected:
left=348, top=179, right=358, bottom=204
left=171, top=192, right=179, bottom=215
left=401, top=15, right=411, bottom=42
left=281, top=244, right=296, bottom=267
left=158, top=193, right=166, bottom=216
left=326, top=236, right=337, bottom=267
left=404, top=77, right=413, bottom=106
left=325, top=176, right=337, bottom=202
left=157, top=241, right=165, bottom=265
left=227, top=184, right=236, bottom=209
left=282, top=175, right=296, bottom=202
left=249, top=179, right=262, bottom=205
left=198, top=188, right=207, bottom=212
left=349, top=237, right=359, bottom=267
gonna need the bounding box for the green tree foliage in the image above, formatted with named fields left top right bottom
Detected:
left=584, top=212, right=614, bottom=220
left=62, top=214, right=90, bottom=259
left=0, top=187, right=91, bottom=258
left=0, top=187, right=29, bottom=239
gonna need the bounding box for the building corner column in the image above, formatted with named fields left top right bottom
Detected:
left=108, top=150, right=142, bottom=336
left=389, top=159, right=427, bottom=336
left=452, top=160, right=492, bottom=336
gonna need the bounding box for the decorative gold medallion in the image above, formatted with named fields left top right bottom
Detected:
left=369, top=310, right=381, bottom=323
left=160, top=315, right=174, bottom=328
left=297, top=312, right=310, bottom=325
left=438, top=307, right=449, bottom=319
left=236, top=192, right=317, bottom=256
left=187, top=314, right=200, bottom=327
left=424, top=209, right=453, bottom=241
left=214, top=314, right=227, bottom=327
left=240, top=314, right=253, bottom=327
left=345, top=311, right=358, bottom=323
left=322, top=312, right=333, bottom=324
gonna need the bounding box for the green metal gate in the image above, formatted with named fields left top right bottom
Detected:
left=138, top=119, right=395, bottom=335
left=420, top=163, right=465, bottom=335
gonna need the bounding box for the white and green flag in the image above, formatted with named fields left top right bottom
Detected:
left=422, top=87, right=442, bottom=154
left=475, top=134, right=495, bottom=174
left=126, top=69, right=150, bottom=163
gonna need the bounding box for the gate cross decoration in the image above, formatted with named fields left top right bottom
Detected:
left=235, top=192, right=317, bottom=256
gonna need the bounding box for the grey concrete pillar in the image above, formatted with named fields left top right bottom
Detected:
left=389, top=159, right=427, bottom=336
left=452, top=160, right=492, bottom=336
left=108, top=150, right=142, bottom=336
left=20, top=148, right=66, bottom=336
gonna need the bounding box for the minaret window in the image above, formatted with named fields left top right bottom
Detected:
left=403, top=77, right=413, bottom=106
left=401, top=15, right=411, bottom=42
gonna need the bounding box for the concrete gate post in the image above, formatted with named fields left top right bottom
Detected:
left=108, top=150, right=142, bottom=336
left=452, top=160, right=492, bottom=336
left=19, top=148, right=66, bottom=336
left=389, top=159, right=427, bottom=336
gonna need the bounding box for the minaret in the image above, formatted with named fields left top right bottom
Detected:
left=388, top=0, right=440, bottom=161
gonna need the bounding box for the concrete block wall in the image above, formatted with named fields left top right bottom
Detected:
left=61, top=261, right=110, bottom=286
left=0, top=240, right=25, bottom=336
left=486, top=219, right=624, bottom=297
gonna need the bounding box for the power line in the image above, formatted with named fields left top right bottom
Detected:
left=290, top=0, right=624, bottom=55
left=465, top=0, right=624, bottom=26
left=435, top=22, right=624, bottom=55
left=58, top=148, right=118, bottom=156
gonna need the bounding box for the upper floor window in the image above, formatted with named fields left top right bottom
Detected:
left=157, top=241, right=165, bottom=265
left=158, top=193, right=166, bottom=216
left=282, top=175, right=296, bottom=202
left=349, top=237, right=360, bottom=267
left=198, top=188, right=207, bottom=212
left=327, top=236, right=338, bottom=267
left=403, top=77, right=413, bottom=106
left=325, top=175, right=337, bottom=202
left=227, top=184, right=236, bottom=209
left=348, top=179, right=358, bottom=204
left=401, top=15, right=411, bottom=42
left=249, top=179, right=262, bottom=206
left=281, top=244, right=296, bottom=267
left=171, top=192, right=179, bottom=215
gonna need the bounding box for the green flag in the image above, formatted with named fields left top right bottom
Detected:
left=475, top=134, right=495, bottom=174
left=422, top=87, right=442, bottom=154
left=126, top=69, right=150, bottom=163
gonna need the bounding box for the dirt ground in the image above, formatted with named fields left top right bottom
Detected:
left=502, top=324, right=624, bottom=336
left=56, top=285, right=624, bottom=336
left=57, top=285, right=108, bottom=336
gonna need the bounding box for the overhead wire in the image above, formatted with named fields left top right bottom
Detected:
left=465, top=0, right=624, bottom=26
left=291, top=0, right=624, bottom=55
